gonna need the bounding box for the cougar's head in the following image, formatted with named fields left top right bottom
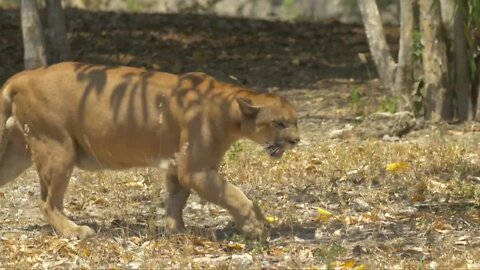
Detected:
left=236, top=95, right=300, bottom=159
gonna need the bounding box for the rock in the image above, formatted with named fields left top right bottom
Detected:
left=328, top=124, right=354, bottom=139
left=429, top=261, right=438, bottom=270
left=231, top=254, right=254, bottom=269
left=192, top=254, right=253, bottom=269
left=356, top=111, right=420, bottom=138
left=127, top=261, right=142, bottom=270
left=382, top=134, right=400, bottom=141
left=352, top=198, right=371, bottom=212
left=193, top=256, right=229, bottom=267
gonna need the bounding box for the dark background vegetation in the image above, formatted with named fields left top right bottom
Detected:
left=0, top=8, right=396, bottom=88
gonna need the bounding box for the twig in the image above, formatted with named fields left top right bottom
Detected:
left=466, top=175, right=480, bottom=183
left=415, top=201, right=479, bottom=210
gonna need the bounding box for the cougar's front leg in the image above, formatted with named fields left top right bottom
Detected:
left=175, top=122, right=265, bottom=239
left=178, top=167, right=264, bottom=239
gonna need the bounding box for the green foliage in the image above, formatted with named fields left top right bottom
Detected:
left=349, top=85, right=366, bottom=115
left=413, top=79, right=425, bottom=116
left=350, top=85, right=363, bottom=104
left=226, top=142, right=245, bottom=162
left=379, top=96, right=398, bottom=113
left=248, top=240, right=270, bottom=254
left=466, top=0, right=480, bottom=77
left=126, top=0, right=141, bottom=12
left=454, top=182, right=477, bottom=199
left=282, top=0, right=298, bottom=21
left=467, top=0, right=480, bottom=29
left=412, top=30, right=424, bottom=61
left=314, top=244, right=347, bottom=268
left=282, top=0, right=295, bottom=8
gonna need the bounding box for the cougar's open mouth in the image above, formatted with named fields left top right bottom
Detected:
left=266, top=143, right=285, bottom=158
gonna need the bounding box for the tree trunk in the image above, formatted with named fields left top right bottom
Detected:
left=21, top=0, right=47, bottom=69
left=46, top=0, right=70, bottom=63
left=358, top=0, right=396, bottom=90
left=453, top=0, right=472, bottom=121
left=419, top=0, right=453, bottom=121
left=393, top=0, right=414, bottom=111
left=440, top=0, right=455, bottom=40
left=474, top=57, right=480, bottom=119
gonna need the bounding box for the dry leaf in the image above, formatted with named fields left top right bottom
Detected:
left=190, top=236, right=214, bottom=248
left=305, top=165, right=317, bottom=172
left=355, top=264, right=366, bottom=270
left=269, top=247, right=285, bottom=256
left=315, top=207, right=333, bottom=221
left=310, top=158, right=322, bottom=165
left=330, top=259, right=357, bottom=270
left=344, top=216, right=358, bottom=225
left=433, top=221, right=454, bottom=233
left=410, top=194, right=426, bottom=202
left=342, top=259, right=356, bottom=269
left=359, top=212, right=379, bottom=223
left=265, top=215, right=279, bottom=223
left=226, top=242, right=245, bottom=251
left=91, top=197, right=109, bottom=205
left=386, top=162, right=409, bottom=172
left=124, top=179, right=144, bottom=187
left=330, top=261, right=343, bottom=268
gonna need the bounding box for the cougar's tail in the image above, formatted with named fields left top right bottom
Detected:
left=0, top=81, right=32, bottom=187
left=0, top=82, right=13, bottom=163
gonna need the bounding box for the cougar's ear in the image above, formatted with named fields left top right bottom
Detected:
left=236, top=97, right=260, bottom=117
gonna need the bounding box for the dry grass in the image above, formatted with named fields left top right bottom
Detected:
left=1, top=88, right=480, bottom=269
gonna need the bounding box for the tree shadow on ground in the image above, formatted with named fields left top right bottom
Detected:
left=94, top=219, right=318, bottom=242
left=0, top=8, right=400, bottom=89
left=23, top=217, right=317, bottom=241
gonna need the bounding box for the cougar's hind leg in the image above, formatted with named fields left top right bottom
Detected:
left=30, top=136, right=95, bottom=239
left=165, top=165, right=191, bottom=232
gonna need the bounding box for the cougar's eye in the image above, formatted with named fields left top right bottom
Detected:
left=273, top=120, right=286, bottom=129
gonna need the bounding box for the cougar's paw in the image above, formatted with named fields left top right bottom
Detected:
left=239, top=219, right=265, bottom=240
left=165, top=217, right=186, bottom=233
left=76, top=225, right=96, bottom=240
left=238, top=203, right=266, bottom=240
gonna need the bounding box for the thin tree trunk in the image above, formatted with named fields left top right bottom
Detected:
left=474, top=57, right=480, bottom=119
left=419, top=0, right=453, bottom=121
left=21, top=0, right=47, bottom=69
left=46, top=0, right=70, bottom=63
left=393, top=0, right=414, bottom=111
left=454, top=0, right=472, bottom=121
left=358, top=0, right=396, bottom=90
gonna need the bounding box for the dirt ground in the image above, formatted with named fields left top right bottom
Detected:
left=0, top=8, right=479, bottom=269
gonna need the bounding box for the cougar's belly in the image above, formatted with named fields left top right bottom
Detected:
left=74, top=125, right=180, bottom=171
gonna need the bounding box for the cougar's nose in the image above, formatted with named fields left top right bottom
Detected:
left=288, top=137, right=300, bottom=146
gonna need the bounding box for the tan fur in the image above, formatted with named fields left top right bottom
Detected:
left=0, top=62, right=299, bottom=239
